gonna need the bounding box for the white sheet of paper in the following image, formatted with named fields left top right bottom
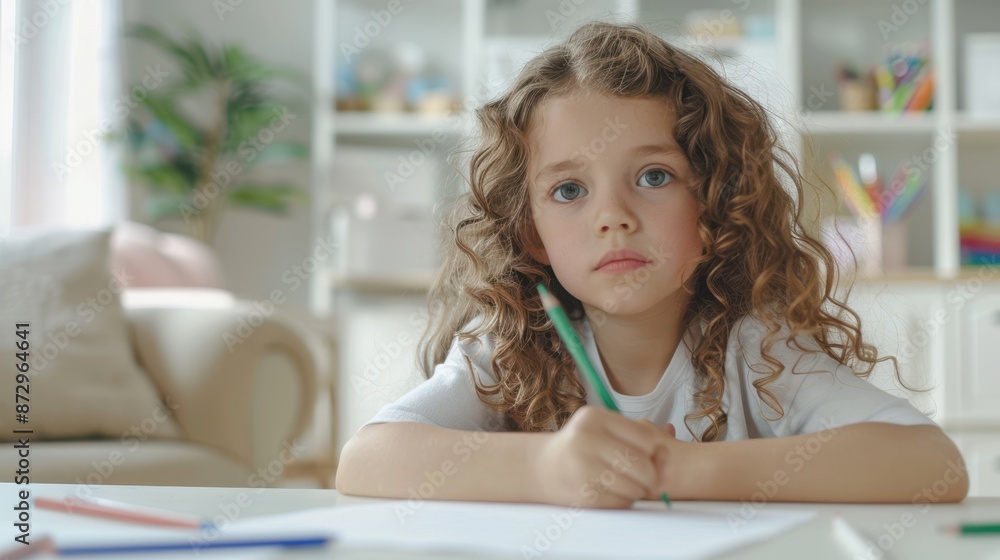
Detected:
left=233, top=500, right=817, bottom=559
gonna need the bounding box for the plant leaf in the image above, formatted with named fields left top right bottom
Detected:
left=126, top=24, right=210, bottom=82
left=246, top=142, right=309, bottom=166
left=132, top=164, right=194, bottom=195
left=186, top=38, right=218, bottom=79
left=228, top=184, right=308, bottom=213
left=138, top=95, right=201, bottom=150
left=223, top=103, right=290, bottom=153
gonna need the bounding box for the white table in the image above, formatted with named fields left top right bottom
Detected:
left=2, top=483, right=999, bottom=559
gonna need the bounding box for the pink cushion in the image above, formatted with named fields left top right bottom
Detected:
left=110, top=222, right=224, bottom=288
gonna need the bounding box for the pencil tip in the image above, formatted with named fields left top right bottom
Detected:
left=661, top=493, right=672, bottom=510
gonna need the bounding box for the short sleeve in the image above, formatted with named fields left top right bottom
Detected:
left=738, top=321, right=938, bottom=437
left=361, top=330, right=509, bottom=432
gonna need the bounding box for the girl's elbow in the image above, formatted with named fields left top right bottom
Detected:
left=913, top=425, right=970, bottom=502
left=334, top=434, right=363, bottom=494
left=924, top=443, right=969, bottom=503
left=940, top=452, right=970, bottom=503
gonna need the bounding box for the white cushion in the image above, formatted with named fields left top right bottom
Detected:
left=0, top=227, right=181, bottom=440
left=0, top=440, right=252, bottom=487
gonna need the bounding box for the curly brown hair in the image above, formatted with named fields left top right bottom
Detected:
left=417, top=21, right=913, bottom=441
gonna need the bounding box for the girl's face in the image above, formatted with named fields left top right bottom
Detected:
left=526, top=93, right=703, bottom=319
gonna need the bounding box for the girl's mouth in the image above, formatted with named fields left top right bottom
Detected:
left=596, top=259, right=649, bottom=273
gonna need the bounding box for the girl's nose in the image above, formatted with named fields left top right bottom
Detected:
left=594, top=189, right=637, bottom=235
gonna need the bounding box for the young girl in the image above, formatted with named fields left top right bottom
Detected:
left=336, top=21, right=967, bottom=508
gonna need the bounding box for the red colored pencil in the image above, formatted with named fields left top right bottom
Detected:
left=34, top=496, right=212, bottom=530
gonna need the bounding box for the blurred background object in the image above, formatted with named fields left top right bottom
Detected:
left=118, top=24, right=310, bottom=244
left=111, top=220, right=225, bottom=288
left=964, top=33, right=1000, bottom=116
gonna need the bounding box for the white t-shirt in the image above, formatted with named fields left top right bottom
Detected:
left=363, top=314, right=937, bottom=440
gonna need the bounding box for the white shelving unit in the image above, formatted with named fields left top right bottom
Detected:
left=314, top=0, right=1000, bottom=494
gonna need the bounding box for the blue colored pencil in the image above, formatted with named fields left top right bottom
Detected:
left=57, top=534, right=332, bottom=556
left=884, top=167, right=925, bottom=222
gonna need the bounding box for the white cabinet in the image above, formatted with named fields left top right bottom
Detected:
left=949, top=431, right=1000, bottom=497
left=851, top=279, right=1000, bottom=497
left=849, top=279, right=1000, bottom=427
left=968, top=437, right=1000, bottom=497
left=846, top=281, right=948, bottom=421
left=335, top=293, right=432, bottom=452
left=958, top=283, right=1000, bottom=422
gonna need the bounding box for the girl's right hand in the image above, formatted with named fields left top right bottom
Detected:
left=532, top=405, right=669, bottom=509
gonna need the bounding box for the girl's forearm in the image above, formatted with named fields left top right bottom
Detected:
left=336, top=422, right=551, bottom=503
left=688, top=423, right=969, bottom=503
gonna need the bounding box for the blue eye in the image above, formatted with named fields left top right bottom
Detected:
left=639, top=169, right=673, bottom=187
left=553, top=182, right=586, bottom=202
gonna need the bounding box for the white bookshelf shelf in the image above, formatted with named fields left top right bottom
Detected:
left=955, top=113, right=1000, bottom=135
left=333, top=111, right=474, bottom=138
left=329, top=272, right=436, bottom=293
left=801, top=111, right=939, bottom=135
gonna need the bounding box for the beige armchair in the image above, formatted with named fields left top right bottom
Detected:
left=0, top=289, right=328, bottom=488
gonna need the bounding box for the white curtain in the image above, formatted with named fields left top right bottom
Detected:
left=0, top=1, right=17, bottom=238
left=1, top=0, right=124, bottom=239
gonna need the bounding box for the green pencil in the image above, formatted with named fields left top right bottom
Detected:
left=943, top=523, right=1000, bottom=535
left=536, top=283, right=672, bottom=510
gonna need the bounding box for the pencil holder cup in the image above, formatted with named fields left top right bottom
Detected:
left=838, top=80, right=878, bottom=111
left=881, top=220, right=908, bottom=272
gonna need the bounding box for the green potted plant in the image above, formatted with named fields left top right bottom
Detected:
left=119, top=24, right=309, bottom=243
